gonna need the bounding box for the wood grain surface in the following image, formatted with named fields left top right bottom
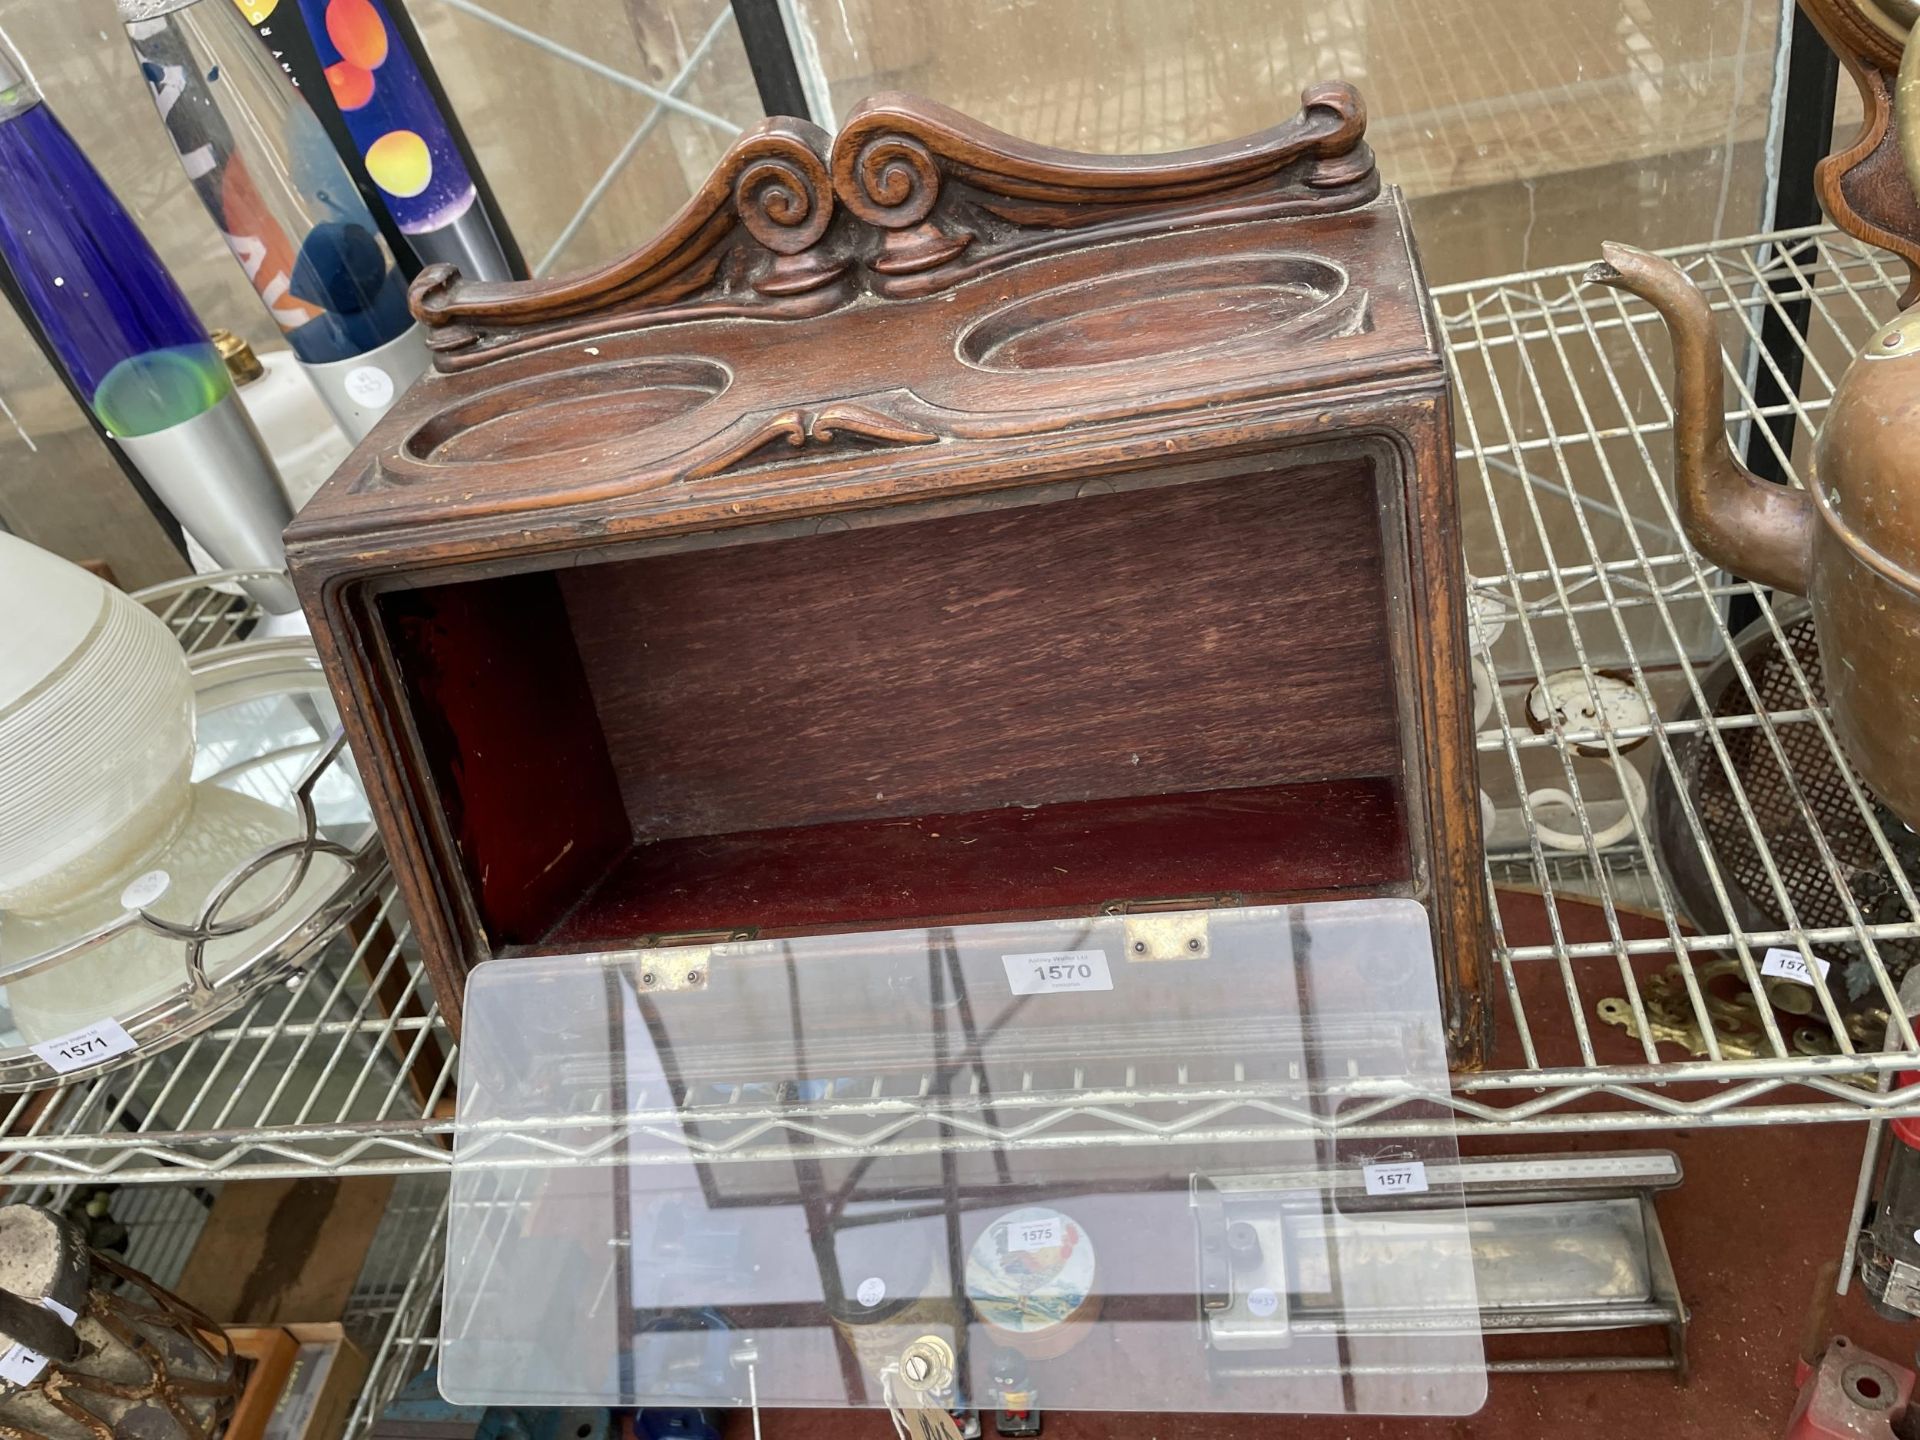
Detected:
left=544, top=776, right=1407, bottom=945
left=561, top=459, right=1397, bottom=841
left=290, top=90, right=1491, bottom=1059
left=383, top=572, right=630, bottom=946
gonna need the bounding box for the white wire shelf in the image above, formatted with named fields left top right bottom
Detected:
left=341, top=1175, right=450, bottom=1437
left=2, top=224, right=1916, bottom=1188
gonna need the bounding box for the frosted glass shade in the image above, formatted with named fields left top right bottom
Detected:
left=0, top=536, right=347, bottom=1046
left=0, top=533, right=194, bottom=913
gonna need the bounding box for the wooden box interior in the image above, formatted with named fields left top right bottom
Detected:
left=380, top=454, right=1415, bottom=956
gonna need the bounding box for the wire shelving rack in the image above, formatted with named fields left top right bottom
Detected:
left=3, top=225, right=1914, bottom=1198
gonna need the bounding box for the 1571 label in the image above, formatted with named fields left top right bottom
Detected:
left=30, top=1018, right=137, bottom=1075
left=1002, top=950, right=1113, bottom=996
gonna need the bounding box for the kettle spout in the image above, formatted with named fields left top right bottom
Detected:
left=1584, top=242, right=1815, bottom=595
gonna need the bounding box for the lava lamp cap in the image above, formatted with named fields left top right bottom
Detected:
left=210, top=329, right=265, bottom=385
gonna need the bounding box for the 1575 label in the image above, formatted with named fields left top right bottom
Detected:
left=1008, top=1216, right=1062, bottom=1252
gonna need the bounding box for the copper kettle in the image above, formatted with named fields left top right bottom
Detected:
left=1584, top=109, right=1920, bottom=832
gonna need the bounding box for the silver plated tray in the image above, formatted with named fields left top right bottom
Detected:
left=0, top=638, right=386, bottom=1092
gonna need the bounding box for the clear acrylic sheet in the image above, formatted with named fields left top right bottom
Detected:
left=444, top=899, right=1485, bottom=1415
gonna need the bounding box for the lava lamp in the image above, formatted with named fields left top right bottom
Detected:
left=290, top=0, right=513, bottom=279
left=121, top=0, right=428, bottom=439
left=0, top=35, right=296, bottom=612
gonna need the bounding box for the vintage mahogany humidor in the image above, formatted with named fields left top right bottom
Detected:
left=285, top=84, right=1495, bottom=1064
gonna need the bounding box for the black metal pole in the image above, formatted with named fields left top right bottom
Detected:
left=729, top=0, right=813, bottom=122
left=1730, top=5, right=1838, bottom=632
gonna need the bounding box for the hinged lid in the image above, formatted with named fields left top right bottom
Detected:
left=444, top=898, right=1484, bottom=1416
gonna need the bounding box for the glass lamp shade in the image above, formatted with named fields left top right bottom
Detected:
left=0, top=533, right=195, bottom=916
left=0, top=534, right=344, bottom=1045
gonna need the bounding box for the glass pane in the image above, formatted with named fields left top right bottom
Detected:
left=445, top=899, right=1484, bottom=1415
left=781, top=0, right=1784, bottom=282
left=404, top=0, right=760, bottom=275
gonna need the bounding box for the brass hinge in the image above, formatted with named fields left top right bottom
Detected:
left=628, top=928, right=755, bottom=992
left=1099, top=895, right=1238, bottom=962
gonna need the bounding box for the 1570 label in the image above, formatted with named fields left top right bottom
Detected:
left=1001, top=950, right=1113, bottom=996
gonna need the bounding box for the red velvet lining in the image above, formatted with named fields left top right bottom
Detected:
left=542, top=776, right=1408, bottom=945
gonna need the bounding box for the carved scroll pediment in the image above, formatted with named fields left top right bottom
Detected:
left=832, top=82, right=1376, bottom=293
left=411, top=85, right=1382, bottom=370
left=411, top=116, right=847, bottom=367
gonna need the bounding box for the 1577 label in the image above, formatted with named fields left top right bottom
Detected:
left=1363, top=1160, right=1430, bottom=1197
left=1002, top=950, right=1113, bottom=995
left=1761, top=947, right=1831, bottom=986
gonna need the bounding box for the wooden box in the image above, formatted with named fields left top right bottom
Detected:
left=286, top=86, right=1494, bottom=1064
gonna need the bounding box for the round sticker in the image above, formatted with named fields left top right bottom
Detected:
left=965, top=1206, right=1095, bottom=1337
left=343, top=365, right=396, bottom=409
left=855, top=1276, right=885, bottom=1307
left=120, top=870, right=171, bottom=910
left=1247, top=1287, right=1279, bottom=1319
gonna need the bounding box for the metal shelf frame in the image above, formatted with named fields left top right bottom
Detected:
left=341, top=1177, right=451, bottom=1438
left=2, top=224, right=1917, bottom=1190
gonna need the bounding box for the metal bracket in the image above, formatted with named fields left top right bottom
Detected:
left=1101, top=896, right=1236, bottom=962
left=1122, top=913, right=1211, bottom=962
left=630, top=929, right=755, bottom=993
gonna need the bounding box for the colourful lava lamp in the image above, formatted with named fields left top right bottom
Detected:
left=0, top=34, right=296, bottom=611
left=290, top=0, right=512, bottom=280
left=121, top=0, right=428, bottom=439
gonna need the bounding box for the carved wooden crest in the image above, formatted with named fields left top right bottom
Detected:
left=409, top=85, right=1378, bottom=370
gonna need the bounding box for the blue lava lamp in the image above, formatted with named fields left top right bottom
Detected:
left=0, top=34, right=296, bottom=611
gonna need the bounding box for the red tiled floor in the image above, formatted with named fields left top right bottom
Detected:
left=754, top=1125, right=1904, bottom=1440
